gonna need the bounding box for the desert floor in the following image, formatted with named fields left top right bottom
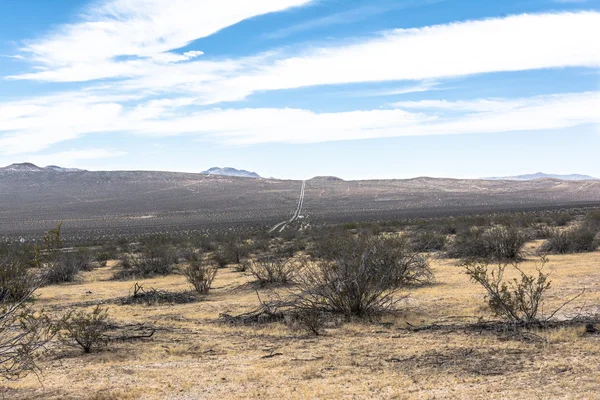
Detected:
left=4, top=242, right=600, bottom=399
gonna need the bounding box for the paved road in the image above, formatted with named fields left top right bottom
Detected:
left=269, top=180, right=305, bottom=233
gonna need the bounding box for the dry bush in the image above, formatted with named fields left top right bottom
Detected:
left=121, top=282, right=198, bottom=305
left=295, top=233, right=432, bottom=317
left=286, top=310, right=328, bottom=336
left=410, top=231, right=447, bottom=252
left=446, top=225, right=528, bottom=261
left=0, top=262, right=53, bottom=379
left=0, top=259, right=36, bottom=303
left=180, top=254, right=217, bottom=294
left=483, top=226, right=529, bottom=260
left=249, top=255, right=297, bottom=285
left=58, top=305, right=110, bottom=353
left=113, top=246, right=177, bottom=279
left=463, top=257, right=578, bottom=326
left=213, top=235, right=250, bottom=267
left=44, top=258, right=80, bottom=285
left=540, top=227, right=599, bottom=254
left=0, top=304, right=55, bottom=380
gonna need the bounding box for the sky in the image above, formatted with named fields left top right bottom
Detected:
left=0, top=0, right=599, bottom=180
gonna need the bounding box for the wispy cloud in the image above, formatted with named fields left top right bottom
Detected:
left=9, top=11, right=600, bottom=104
left=266, top=0, right=446, bottom=39
left=26, top=148, right=127, bottom=167
left=8, top=0, right=312, bottom=82
left=1, top=91, right=597, bottom=153
left=2, top=8, right=599, bottom=156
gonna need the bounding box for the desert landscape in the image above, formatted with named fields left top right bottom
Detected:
left=1, top=193, right=600, bottom=399
left=1, top=1, right=599, bottom=398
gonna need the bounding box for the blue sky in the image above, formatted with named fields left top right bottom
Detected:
left=0, top=0, right=599, bottom=179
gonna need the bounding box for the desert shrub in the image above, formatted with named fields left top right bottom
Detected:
left=95, top=243, right=119, bottom=262
left=286, top=310, right=327, bottom=336
left=464, top=258, right=552, bottom=325
left=233, top=258, right=250, bottom=273
left=0, top=304, right=55, bottom=379
left=58, top=305, right=110, bottom=353
left=121, top=282, right=198, bottom=305
left=445, top=228, right=487, bottom=259
left=446, top=226, right=528, bottom=261
left=530, top=223, right=555, bottom=240
left=482, top=226, right=529, bottom=260
left=180, top=254, right=217, bottom=294
left=44, top=254, right=87, bottom=285
left=214, top=235, right=250, bottom=267
left=540, top=227, right=599, bottom=254
left=211, top=252, right=229, bottom=269
left=584, top=211, right=600, bottom=231
left=295, top=233, right=432, bottom=317
left=113, top=246, right=176, bottom=279
left=410, top=231, right=447, bottom=252
left=249, top=255, right=297, bottom=285
left=0, top=259, right=36, bottom=303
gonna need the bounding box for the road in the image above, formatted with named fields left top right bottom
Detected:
left=269, top=180, right=305, bottom=233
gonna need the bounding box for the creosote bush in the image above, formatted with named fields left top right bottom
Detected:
left=249, top=255, right=297, bottom=285
left=0, top=259, right=36, bottom=303
left=180, top=253, right=218, bottom=294
left=114, top=246, right=177, bottom=279
left=0, top=305, right=55, bottom=379
left=295, top=233, right=432, bottom=317
left=539, top=227, right=599, bottom=254
left=58, top=305, right=110, bottom=353
left=410, top=231, right=447, bottom=252
left=446, top=225, right=528, bottom=261
left=464, top=258, right=553, bottom=325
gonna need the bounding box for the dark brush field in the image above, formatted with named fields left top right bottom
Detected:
left=1, top=170, right=600, bottom=239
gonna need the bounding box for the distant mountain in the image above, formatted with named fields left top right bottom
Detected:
left=0, top=162, right=44, bottom=172
left=309, top=176, right=344, bottom=182
left=0, top=163, right=85, bottom=173
left=45, top=165, right=85, bottom=172
left=201, top=167, right=260, bottom=179
left=484, top=172, right=598, bottom=181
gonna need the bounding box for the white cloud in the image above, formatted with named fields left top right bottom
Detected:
left=8, top=11, right=600, bottom=106
left=15, top=0, right=311, bottom=68
left=1, top=91, right=597, bottom=154
left=2, top=9, right=598, bottom=156
left=212, top=12, right=600, bottom=102
left=26, top=149, right=127, bottom=167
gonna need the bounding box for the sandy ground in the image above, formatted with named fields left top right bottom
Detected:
left=3, top=243, right=600, bottom=399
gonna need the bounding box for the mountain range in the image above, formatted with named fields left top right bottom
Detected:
left=484, top=172, right=598, bottom=181
left=2, top=163, right=600, bottom=237
left=201, top=167, right=261, bottom=178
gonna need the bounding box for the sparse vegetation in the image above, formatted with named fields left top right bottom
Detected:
left=249, top=255, right=297, bottom=285
left=295, top=233, right=432, bottom=317
left=180, top=253, right=218, bottom=294
left=446, top=225, right=528, bottom=261
left=0, top=259, right=36, bottom=303
left=2, top=208, right=600, bottom=398
left=58, top=305, right=110, bottom=354
left=539, top=226, right=599, bottom=254
left=113, top=245, right=177, bottom=279
left=464, top=258, right=551, bottom=325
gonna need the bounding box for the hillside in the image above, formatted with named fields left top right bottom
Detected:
left=2, top=165, right=600, bottom=237
left=484, top=172, right=598, bottom=181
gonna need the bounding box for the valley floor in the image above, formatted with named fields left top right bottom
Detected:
left=4, top=243, right=600, bottom=399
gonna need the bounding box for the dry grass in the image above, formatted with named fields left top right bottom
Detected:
left=3, top=250, right=600, bottom=399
